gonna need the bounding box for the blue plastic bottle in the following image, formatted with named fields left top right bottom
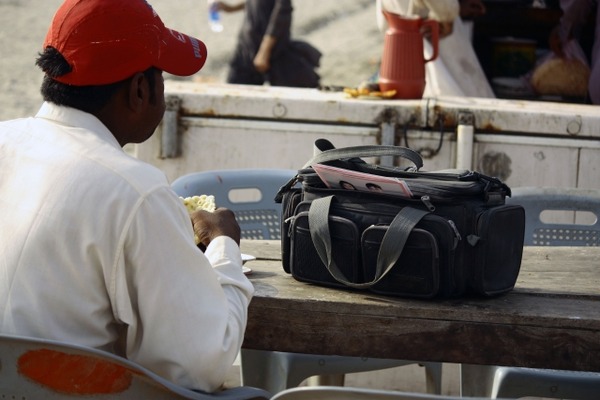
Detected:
left=208, top=0, right=223, bottom=32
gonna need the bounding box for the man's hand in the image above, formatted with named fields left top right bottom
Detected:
left=422, top=20, right=451, bottom=41
left=214, top=1, right=246, bottom=13
left=191, top=208, right=241, bottom=249
left=438, top=21, right=454, bottom=38
left=253, top=51, right=271, bottom=73
left=254, top=35, right=277, bottom=73
left=459, top=0, right=486, bottom=21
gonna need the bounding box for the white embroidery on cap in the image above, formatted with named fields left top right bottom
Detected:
left=166, top=29, right=201, bottom=59
left=168, top=28, right=186, bottom=44
left=191, top=38, right=202, bottom=59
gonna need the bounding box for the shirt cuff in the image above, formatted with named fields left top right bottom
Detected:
left=205, top=236, right=254, bottom=299
left=205, top=236, right=242, bottom=267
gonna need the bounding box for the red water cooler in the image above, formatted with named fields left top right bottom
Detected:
left=379, top=11, right=439, bottom=99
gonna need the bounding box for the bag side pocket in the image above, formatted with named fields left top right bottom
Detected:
left=468, top=205, right=525, bottom=296
left=281, top=188, right=302, bottom=273
left=290, top=211, right=361, bottom=288
left=362, top=225, right=441, bottom=298
left=416, top=216, right=462, bottom=298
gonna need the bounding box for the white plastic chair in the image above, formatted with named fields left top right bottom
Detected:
left=507, top=186, right=600, bottom=246
left=241, top=349, right=442, bottom=395
left=171, top=169, right=443, bottom=395
left=172, top=168, right=297, bottom=240
left=0, top=333, right=270, bottom=399
left=270, top=385, right=499, bottom=400
left=461, top=186, right=600, bottom=399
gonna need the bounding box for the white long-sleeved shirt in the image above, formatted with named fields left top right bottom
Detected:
left=0, top=102, right=254, bottom=392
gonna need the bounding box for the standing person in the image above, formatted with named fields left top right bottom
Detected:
left=216, top=0, right=321, bottom=87
left=549, top=0, right=600, bottom=104
left=376, top=0, right=494, bottom=98
left=0, top=0, right=255, bottom=394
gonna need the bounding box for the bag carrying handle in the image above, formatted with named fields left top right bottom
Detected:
left=275, top=143, right=423, bottom=203
left=308, top=196, right=429, bottom=289
left=302, top=145, right=424, bottom=170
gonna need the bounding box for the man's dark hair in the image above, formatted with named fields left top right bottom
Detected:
left=35, top=47, right=157, bottom=114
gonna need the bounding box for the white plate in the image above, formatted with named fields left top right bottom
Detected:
left=241, top=253, right=255, bottom=275
left=241, top=253, right=256, bottom=264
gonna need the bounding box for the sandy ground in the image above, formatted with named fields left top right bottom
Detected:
left=0, top=0, right=382, bottom=121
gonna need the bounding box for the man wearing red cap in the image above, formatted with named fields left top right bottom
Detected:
left=0, top=0, right=254, bottom=394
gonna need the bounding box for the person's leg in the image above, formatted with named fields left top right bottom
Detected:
left=227, top=52, right=265, bottom=85
left=267, top=47, right=320, bottom=88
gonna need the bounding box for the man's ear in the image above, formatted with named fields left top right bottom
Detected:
left=127, top=72, right=148, bottom=111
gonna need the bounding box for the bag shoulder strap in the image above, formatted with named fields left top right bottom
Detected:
left=308, top=195, right=429, bottom=289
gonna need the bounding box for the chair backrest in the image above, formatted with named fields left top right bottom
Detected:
left=0, top=334, right=270, bottom=399
left=171, top=169, right=296, bottom=240
left=506, top=187, right=600, bottom=246
left=269, top=385, right=498, bottom=400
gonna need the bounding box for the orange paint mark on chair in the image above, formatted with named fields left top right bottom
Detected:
left=18, top=349, right=133, bottom=394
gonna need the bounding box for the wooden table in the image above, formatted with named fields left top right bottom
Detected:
left=240, top=240, right=600, bottom=372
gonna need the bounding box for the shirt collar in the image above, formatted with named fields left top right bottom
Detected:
left=35, top=102, right=123, bottom=150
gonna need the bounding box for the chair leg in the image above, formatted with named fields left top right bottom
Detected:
left=422, top=362, right=443, bottom=394
left=306, top=362, right=441, bottom=394
left=460, top=364, right=497, bottom=397
left=241, top=349, right=444, bottom=395
left=240, top=349, right=293, bottom=393
left=306, top=374, right=345, bottom=387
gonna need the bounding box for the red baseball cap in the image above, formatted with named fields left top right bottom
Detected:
left=43, top=0, right=207, bottom=86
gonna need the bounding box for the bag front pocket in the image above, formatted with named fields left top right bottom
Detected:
left=362, top=225, right=440, bottom=298
left=290, top=211, right=361, bottom=288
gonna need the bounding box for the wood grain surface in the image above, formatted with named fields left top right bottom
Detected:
left=240, top=241, right=600, bottom=372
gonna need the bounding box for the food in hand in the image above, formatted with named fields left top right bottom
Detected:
left=180, top=195, right=216, bottom=244
left=181, top=195, right=216, bottom=213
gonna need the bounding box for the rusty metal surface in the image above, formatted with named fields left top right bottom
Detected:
left=142, top=82, right=599, bottom=188
left=165, top=82, right=600, bottom=139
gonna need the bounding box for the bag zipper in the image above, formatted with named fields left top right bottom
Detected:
left=420, top=195, right=436, bottom=211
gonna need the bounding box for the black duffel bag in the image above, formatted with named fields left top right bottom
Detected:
left=275, top=139, right=525, bottom=299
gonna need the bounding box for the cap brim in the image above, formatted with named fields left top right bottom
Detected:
left=156, top=28, right=207, bottom=77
